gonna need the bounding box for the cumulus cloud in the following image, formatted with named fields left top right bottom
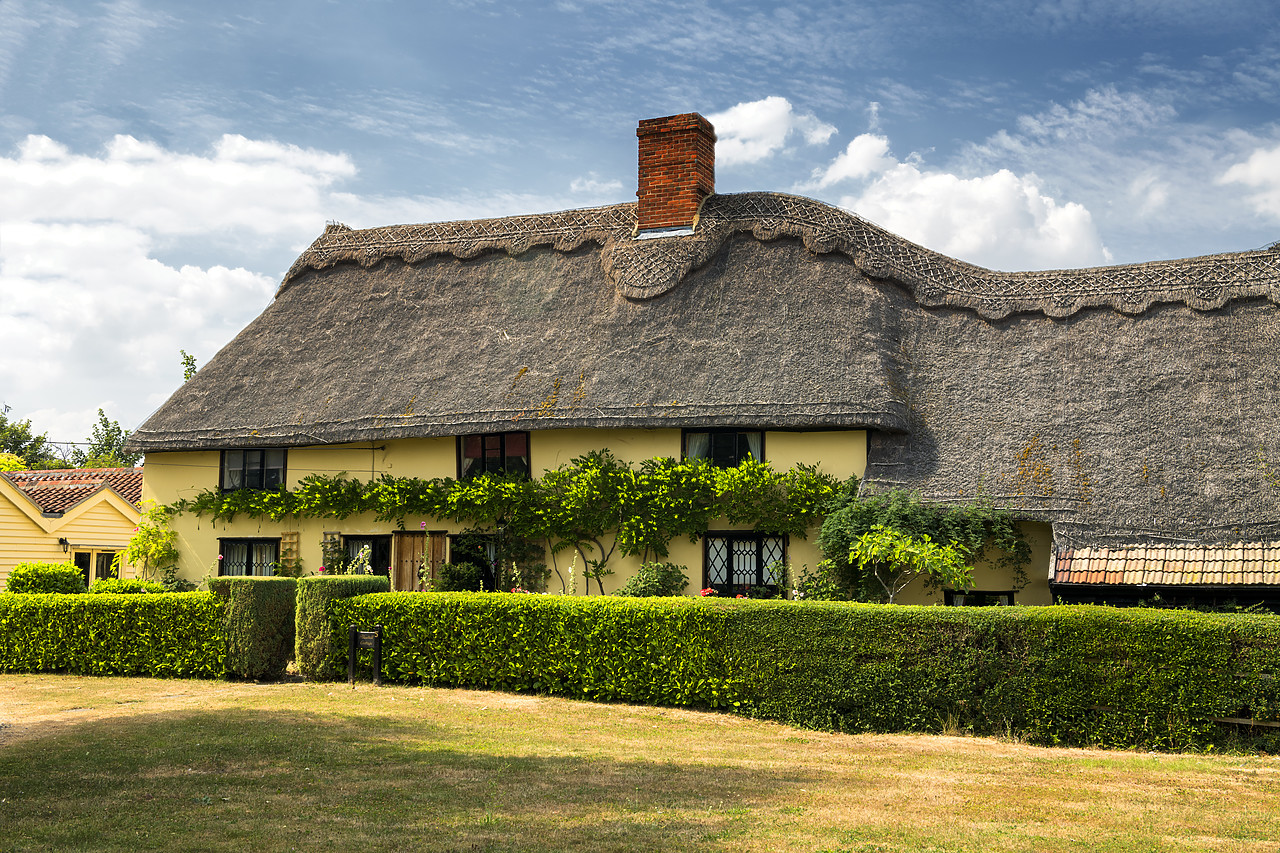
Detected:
left=707, top=96, right=837, bottom=167
left=808, top=131, right=1110, bottom=271
left=1220, top=143, right=1280, bottom=218
left=0, top=134, right=588, bottom=442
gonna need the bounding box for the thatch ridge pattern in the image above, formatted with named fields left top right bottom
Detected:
left=282, top=193, right=1280, bottom=319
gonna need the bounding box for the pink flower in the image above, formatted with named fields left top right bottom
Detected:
left=420, top=521, right=427, bottom=530
left=318, top=566, right=327, bottom=573
left=217, top=555, right=223, bottom=560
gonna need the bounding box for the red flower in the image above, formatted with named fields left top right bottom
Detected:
left=700, top=587, right=718, bottom=597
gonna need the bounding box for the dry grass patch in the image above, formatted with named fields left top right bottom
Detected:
left=1, top=674, right=1278, bottom=852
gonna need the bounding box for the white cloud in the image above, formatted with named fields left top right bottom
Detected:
left=569, top=173, right=624, bottom=196
left=0, top=134, right=608, bottom=441
left=807, top=131, right=1110, bottom=271
left=811, top=134, right=897, bottom=188
left=1220, top=143, right=1280, bottom=218
left=707, top=96, right=837, bottom=167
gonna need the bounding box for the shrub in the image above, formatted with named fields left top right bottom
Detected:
left=0, top=592, right=224, bottom=676
left=295, top=575, right=390, bottom=679
left=614, top=562, right=689, bottom=597
left=436, top=561, right=484, bottom=592
left=307, top=594, right=1280, bottom=751
left=208, top=577, right=298, bottom=681
left=89, top=578, right=167, bottom=594
left=6, top=562, right=85, bottom=594
left=331, top=592, right=744, bottom=707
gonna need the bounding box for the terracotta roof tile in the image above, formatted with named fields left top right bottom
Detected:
left=2, top=468, right=143, bottom=514
left=1054, top=541, right=1280, bottom=587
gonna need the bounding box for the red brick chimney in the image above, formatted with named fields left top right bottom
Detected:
left=636, top=113, right=716, bottom=234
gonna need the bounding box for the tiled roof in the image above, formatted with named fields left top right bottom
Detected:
left=1, top=468, right=144, bottom=514
left=1053, top=543, right=1280, bottom=587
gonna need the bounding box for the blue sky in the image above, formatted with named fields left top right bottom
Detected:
left=3, top=0, right=1280, bottom=445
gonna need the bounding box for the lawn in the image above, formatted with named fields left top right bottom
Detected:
left=1, top=674, right=1278, bottom=852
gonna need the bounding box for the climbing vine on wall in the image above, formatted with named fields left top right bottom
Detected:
left=170, top=451, right=841, bottom=594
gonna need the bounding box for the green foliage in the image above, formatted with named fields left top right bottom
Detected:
left=70, top=408, right=141, bottom=468
left=180, top=349, right=198, bottom=382
left=818, top=485, right=1030, bottom=601
left=6, top=561, right=85, bottom=594
left=0, top=592, right=225, bottom=676
left=115, top=502, right=180, bottom=581
left=307, top=592, right=1280, bottom=751
left=207, top=577, right=298, bottom=680
left=330, top=593, right=747, bottom=708
left=614, top=562, right=690, bottom=597
left=89, top=578, right=166, bottom=594
left=794, top=562, right=850, bottom=601
left=849, top=525, right=972, bottom=603
left=294, top=575, right=390, bottom=679
left=0, top=452, right=23, bottom=471
left=172, top=452, right=842, bottom=596
left=0, top=405, right=58, bottom=468
left=436, top=562, right=485, bottom=593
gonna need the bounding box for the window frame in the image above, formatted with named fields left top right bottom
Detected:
left=220, top=448, right=287, bottom=493
left=218, top=537, right=281, bottom=577
left=702, top=531, right=787, bottom=597
left=456, top=431, right=531, bottom=481
left=341, top=534, right=393, bottom=578
left=944, top=589, right=1016, bottom=607
left=681, top=428, right=765, bottom=469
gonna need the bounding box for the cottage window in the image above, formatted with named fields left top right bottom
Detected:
left=73, top=550, right=116, bottom=587
left=703, top=532, right=786, bottom=596
left=944, top=589, right=1014, bottom=607
left=683, top=429, right=763, bottom=468
left=457, top=432, right=530, bottom=480
left=448, top=532, right=498, bottom=591
left=219, top=538, right=280, bottom=576
left=220, top=449, right=286, bottom=492
left=342, top=534, right=392, bottom=578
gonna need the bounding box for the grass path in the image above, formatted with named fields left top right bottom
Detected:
left=2, top=674, right=1279, bottom=852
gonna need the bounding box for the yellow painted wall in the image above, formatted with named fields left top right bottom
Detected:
left=0, top=486, right=139, bottom=589
left=143, top=428, right=868, bottom=591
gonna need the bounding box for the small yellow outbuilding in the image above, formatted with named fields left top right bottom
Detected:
left=0, top=468, right=143, bottom=590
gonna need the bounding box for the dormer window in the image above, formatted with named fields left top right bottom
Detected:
left=221, top=449, right=286, bottom=492
left=682, top=429, right=763, bottom=469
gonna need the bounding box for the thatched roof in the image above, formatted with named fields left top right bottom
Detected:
left=131, top=192, right=1280, bottom=546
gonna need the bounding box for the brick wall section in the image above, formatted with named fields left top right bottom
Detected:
left=636, top=113, right=716, bottom=231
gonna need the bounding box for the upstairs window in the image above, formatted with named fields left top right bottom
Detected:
left=221, top=449, right=286, bottom=492
left=458, top=432, right=530, bottom=480
left=683, top=429, right=763, bottom=469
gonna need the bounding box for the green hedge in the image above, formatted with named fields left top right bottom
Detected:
left=333, top=592, right=742, bottom=705
left=89, top=578, right=166, bottom=594
left=323, top=595, right=1280, bottom=751
left=6, top=561, right=85, bottom=594
left=0, top=592, right=225, bottom=677
left=295, top=575, right=390, bottom=679
left=208, top=577, right=298, bottom=681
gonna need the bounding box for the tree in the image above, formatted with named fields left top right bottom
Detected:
left=71, top=409, right=141, bottom=468
left=0, top=452, right=24, bottom=471
left=848, top=524, right=972, bottom=604
left=0, top=405, right=59, bottom=468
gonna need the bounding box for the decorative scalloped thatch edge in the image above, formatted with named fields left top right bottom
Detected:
left=281, top=192, right=1280, bottom=320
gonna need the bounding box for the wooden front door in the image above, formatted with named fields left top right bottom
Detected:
left=392, top=531, right=447, bottom=591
